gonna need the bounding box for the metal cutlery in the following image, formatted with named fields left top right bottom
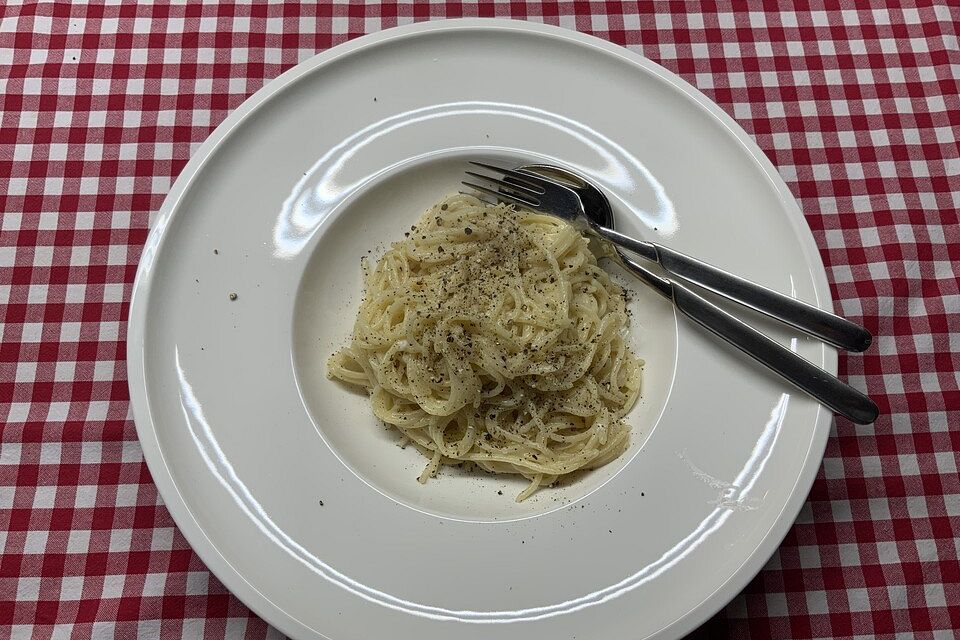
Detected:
left=463, top=161, right=879, bottom=424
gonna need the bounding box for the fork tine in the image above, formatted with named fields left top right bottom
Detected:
left=468, top=161, right=546, bottom=193
left=464, top=171, right=542, bottom=197
left=461, top=181, right=539, bottom=208
left=459, top=191, right=499, bottom=207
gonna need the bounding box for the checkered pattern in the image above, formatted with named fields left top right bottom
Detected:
left=1, top=1, right=957, bottom=638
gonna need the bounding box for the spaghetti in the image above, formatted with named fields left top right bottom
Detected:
left=327, top=194, right=642, bottom=501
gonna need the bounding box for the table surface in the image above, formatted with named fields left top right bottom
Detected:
left=1, top=3, right=958, bottom=639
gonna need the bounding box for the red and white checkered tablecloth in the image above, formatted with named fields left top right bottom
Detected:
left=1, top=2, right=958, bottom=638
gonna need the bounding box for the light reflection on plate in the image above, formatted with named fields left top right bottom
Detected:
left=128, top=20, right=835, bottom=640
left=274, top=101, right=677, bottom=259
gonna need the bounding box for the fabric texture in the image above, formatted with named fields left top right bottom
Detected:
left=1, top=2, right=958, bottom=638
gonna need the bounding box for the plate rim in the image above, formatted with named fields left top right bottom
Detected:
left=127, top=18, right=837, bottom=640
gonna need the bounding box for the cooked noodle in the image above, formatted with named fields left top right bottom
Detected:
left=327, top=194, right=643, bottom=501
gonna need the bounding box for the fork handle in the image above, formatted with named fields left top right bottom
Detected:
left=617, top=253, right=879, bottom=425
left=596, top=226, right=872, bottom=352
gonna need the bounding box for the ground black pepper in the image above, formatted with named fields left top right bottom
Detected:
left=328, top=197, right=640, bottom=500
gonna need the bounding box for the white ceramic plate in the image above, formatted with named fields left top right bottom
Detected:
left=128, top=20, right=836, bottom=640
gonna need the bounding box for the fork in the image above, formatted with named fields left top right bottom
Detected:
left=463, top=162, right=879, bottom=424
